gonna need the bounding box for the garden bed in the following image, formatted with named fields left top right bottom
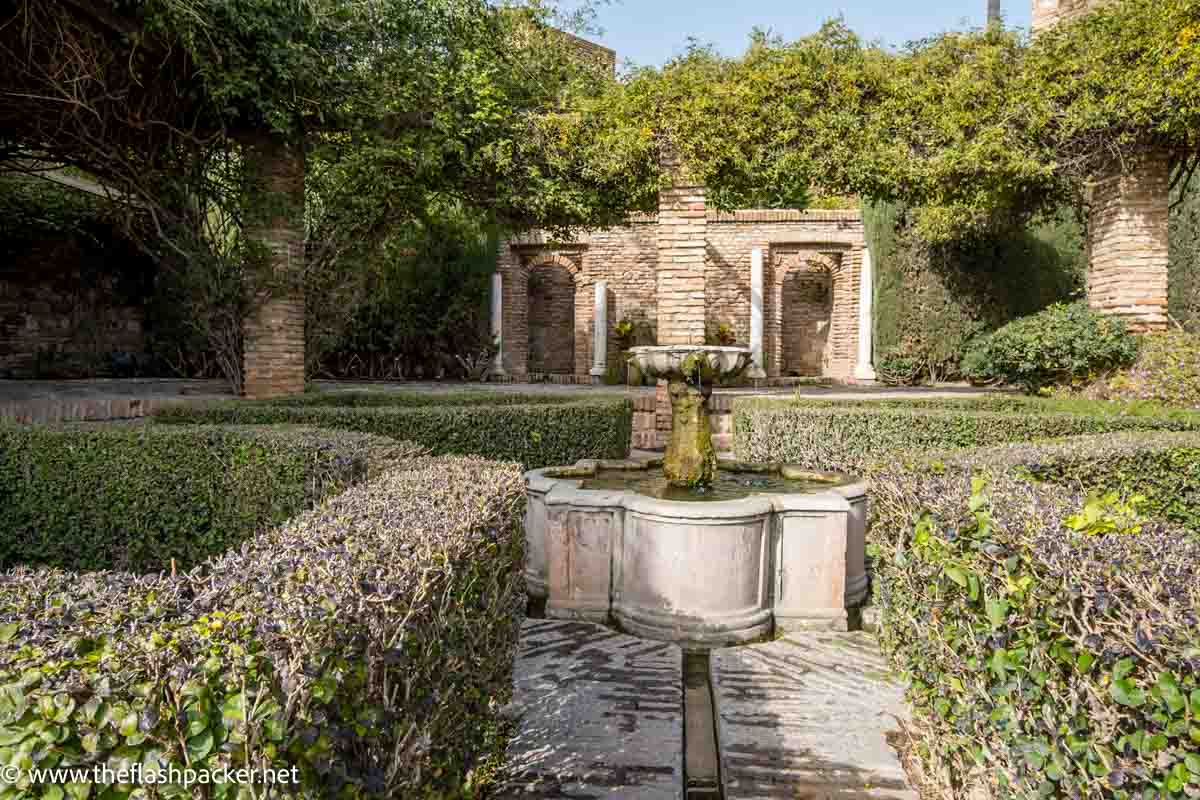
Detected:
left=733, top=394, right=1200, bottom=472
left=156, top=391, right=633, bottom=469
left=866, top=432, right=1200, bottom=799
left=0, top=425, right=527, bottom=797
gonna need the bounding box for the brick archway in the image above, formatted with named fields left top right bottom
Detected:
left=525, top=257, right=578, bottom=374
left=768, top=247, right=859, bottom=380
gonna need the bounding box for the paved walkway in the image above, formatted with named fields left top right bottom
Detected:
left=500, top=620, right=915, bottom=799
left=497, top=620, right=684, bottom=798
left=713, top=634, right=915, bottom=800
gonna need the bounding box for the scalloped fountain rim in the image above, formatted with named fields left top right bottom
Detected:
left=524, top=458, right=870, bottom=649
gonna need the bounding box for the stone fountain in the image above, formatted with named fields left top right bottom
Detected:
left=524, top=345, right=867, bottom=649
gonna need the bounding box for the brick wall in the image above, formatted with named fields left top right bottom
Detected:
left=704, top=211, right=865, bottom=380
left=499, top=208, right=867, bottom=381
left=781, top=269, right=832, bottom=376
left=0, top=246, right=145, bottom=378
left=528, top=261, right=576, bottom=373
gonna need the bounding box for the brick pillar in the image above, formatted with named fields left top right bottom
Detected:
left=656, top=154, right=707, bottom=345
left=239, top=132, right=305, bottom=398
left=1032, top=0, right=1170, bottom=333
left=1087, top=152, right=1171, bottom=331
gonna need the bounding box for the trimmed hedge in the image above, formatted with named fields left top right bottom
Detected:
left=930, top=432, right=1200, bottom=531
left=733, top=397, right=1200, bottom=473
left=0, top=425, right=408, bottom=573
left=867, top=436, right=1200, bottom=798
left=157, top=395, right=633, bottom=469
left=272, top=390, right=614, bottom=408
left=0, top=454, right=526, bottom=798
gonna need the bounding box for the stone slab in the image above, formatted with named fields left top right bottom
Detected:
left=712, top=632, right=916, bottom=800
left=497, top=619, right=684, bottom=799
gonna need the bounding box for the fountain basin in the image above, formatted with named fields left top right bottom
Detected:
left=525, top=459, right=869, bottom=649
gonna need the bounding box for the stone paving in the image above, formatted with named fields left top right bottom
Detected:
left=501, top=621, right=916, bottom=799
left=497, top=619, right=685, bottom=799
left=712, top=633, right=916, bottom=800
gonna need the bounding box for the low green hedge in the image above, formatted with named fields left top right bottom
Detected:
left=733, top=397, right=1200, bottom=473
left=928, top=432, right=1200, bottom=531
left=777, top=394, right=1200, bottom=423
left=868, top=435, right=1200, bottom=798
left=274, top=389, right=615, bottom=408
left=0, top=425, right=408, bottom=573
left=0, top=454, right=527, bottom=798
left=157, top=396, right=633, bottom=469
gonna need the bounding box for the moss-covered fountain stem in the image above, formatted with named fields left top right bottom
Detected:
left=663, top=355, right=718, bottom=488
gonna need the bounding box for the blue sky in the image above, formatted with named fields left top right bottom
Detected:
left=574, top=0, right=1032, bottom=67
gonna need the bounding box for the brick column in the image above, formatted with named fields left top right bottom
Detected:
left=1032, top=0, right=1171, bottom=333
left=656, top=155, right=707, bottom=345
left=239, top=131, right=305, bottom=399
left=1087, top=152, right=1171, bottom=331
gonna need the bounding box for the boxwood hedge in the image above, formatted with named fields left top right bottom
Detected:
left=867, top=435, right=1200, bottom=799
left=156, top=394, right=633, bottom=469
left=0, top=453, right=526, bottom=799
left=733, top=396, right=1200, bottom=473
left=0, top=425, right=408, bottom=574
left=271, top=390, right=612, bottom=408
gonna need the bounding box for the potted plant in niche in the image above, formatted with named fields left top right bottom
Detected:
left=615, top=318, right=640, bottom=385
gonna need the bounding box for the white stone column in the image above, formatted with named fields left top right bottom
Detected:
left=589, top=280, right=608, bottom=379
left=490, top=272, right=505, bottom=375
left=748, top=247, right=766, bottom=379
left=854, top=248, right=877, bottom=382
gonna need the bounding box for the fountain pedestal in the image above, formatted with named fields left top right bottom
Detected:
left=630, top=345, right=750, bottom=488
left=663, top=380, right=716, bottom=487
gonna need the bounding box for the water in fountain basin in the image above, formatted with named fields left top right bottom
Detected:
left=579, top=469, right=849, bottom=502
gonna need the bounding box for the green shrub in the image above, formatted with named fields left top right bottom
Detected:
left=733, top=397, right=1200, bottom=473
left=904, top=432, right=1200, bottom=530
left=1072, top=331, right=1200, bottom=409
left=0, top=454, right=526, bottom=799
left=783, top=393, right=1200, bottom=423
left=875, top=347, right=926, bottom=386
left=961, top=302, right=1139, bottom=392
left=867, top=439, right=1200, bottom=798
left=865, top=198, right=1084, bottom=383
left=275, top=390, right=608, bottom=408
left=157, top=396, right=633, bottom=469
left=0, top=425, right=408, bottom=573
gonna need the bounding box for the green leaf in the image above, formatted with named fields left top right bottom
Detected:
left=1110, top=679, right=1146, bottom=707
left=945, top=566, right=969, bottom=588
left=986, top=598, right=1009, bottom=628
left=1112, top=658, right=1135, bottom=682
left=0, top=625, right=18, bottom=644
left=186, top=730, right=214, bottom=763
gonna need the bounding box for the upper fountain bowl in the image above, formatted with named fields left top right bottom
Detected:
left=627, top=345, right=752, bottom=383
